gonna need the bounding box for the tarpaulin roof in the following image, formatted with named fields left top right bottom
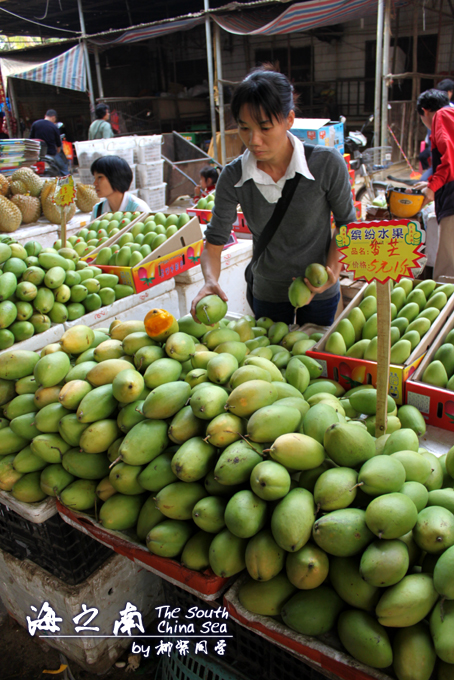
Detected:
left=89, top=0, right=409, bottom=46
left=0, top=44, right=86, bottom=92
left=212, top=0, right=408, bottom=35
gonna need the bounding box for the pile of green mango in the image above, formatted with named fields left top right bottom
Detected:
left=70, top=211, right=191, bottom=268
left=0, top=307, right=453, bottom=680
left=422, top=328, right=454, bottom=390
left=324, top=278, right=453, bottom=364
left=0, top=237, right=134, bottom=350
left=195, top=191, right=215, bottom=211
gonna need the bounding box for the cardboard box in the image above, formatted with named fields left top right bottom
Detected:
left=291, top=118, right=344, bottom=154
left=306, top=283, right=454, bottom=405
left=57, top=500, right=232, bottom=602
left=82, top=216, right=204, bottom=293
left=187, top=207, right=251, bottom=236
left=224, top=575, right=391, bottom=680
left=406, top=308, right=454, bottom=431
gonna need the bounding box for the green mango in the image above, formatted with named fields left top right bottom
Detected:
left=79, top=419, right=120, bottom=454
left=147, top=519, right=194, bottom=558
left=312, top=508, right=374, bottom=556
left=136, top=495, right=165, bottom=541
left=214, top=440, right=264, bottom=485
left=34, top=352, right=70, bottom=388
left=192, top=495, right=228, bottom=534
left=358, top=455, right=406, bottom=496
left=271, top=488, right=315, bottom=552
left=77, top=384, right=117, bottom=423
left=365, top=492, right=418, bottom=539
left=109, top=462, right=144, bottom=494
left=323, top=422, right=375, bottom=467
left=390, top=451, right=432, bottom=483
left=65, top=361, right=98, bottom=383
left=180, top=531, right=213, bottom=572
left=58, top=380, right=92, bottom=411
left=268, top=431, right=324, bottom=470
left=0, top=350, right=39, bottom=381
left=383, top=427, right=420, bottom=453
left=138, top=451, right=178, bottom=492
left=171, top=436, right=217, bottom=483
left=116, top=400, right=146, bottom=434
left=142, top=381, right=191, bottom=420
left=281, top=585, right=344, bottom=636
left=209, top=528, right=247, bottom=577
left=413, top=506, right=454, bottom=554
left=225, top=379, right=278, bottom=418
left=40, top=463, right=75, bottom=496
left=239, top=573, right=296, bottom=616
left=338, top=610, right=393, bottom=669
left=119, top=419, right=169, bottom=465
left=314, top=467, right=358, bottom=511
left=168, top=405, right=205, bottom=445
left=60, top=479, right=97, bottom=511
left=58, top=413, right=89, bottom=447
left=13, top=445, right=47, bottom=473
left=360, top=539, right=409, bottom=587
left=11, top=471, right=47, bottom=503
left=330, top=556, right=380, bottom=610
left=377, top=572, right=438, bottom=627
left=247, top=404, right=301, bottom=442
left=401, top=481, right=429, bottom=512
left=189, top=384, right=229, bottom=420
left=155, top=481, right=207, bottom=520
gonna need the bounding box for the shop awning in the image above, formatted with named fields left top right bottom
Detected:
left=0, top=44, right=86, bottom=92
left=87, top=0, right=409, bottom=45
left=211, top=0, right=409, bottom=35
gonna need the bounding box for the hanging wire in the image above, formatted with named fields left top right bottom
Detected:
left=35, top=0, right=51, bottom=21
left=0, top=5, right=80, bottom=33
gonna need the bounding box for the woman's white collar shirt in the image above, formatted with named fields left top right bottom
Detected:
left=234, top=131, right=315, bottom=203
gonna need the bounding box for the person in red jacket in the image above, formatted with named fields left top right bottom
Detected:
left=415, top=89, right=454, bottom=280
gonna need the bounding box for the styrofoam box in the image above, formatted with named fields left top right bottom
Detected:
left=136, top=160, right=164, bottom=189
left=134, top=135, right=162, bottom=164
left=0, top=492, right=57, bottom=523
left=74, top=139, right=106, bottom=167
left=0, top=324, right=65, bottom=357
left=0, top=550, right=163, bottom=674
left=78, top=167, right=95, bottom=184
left=175, top=240, right=253, bottom=317
left=64, top=278, right=178, bottom=331
left=138, top=184, right=167, bottom=212
left=91, top=288, right=180, bottom=329
left=105, top=138, right=135, bottom=165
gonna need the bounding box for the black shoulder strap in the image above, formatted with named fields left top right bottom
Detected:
left=251, top=173, right=301, bottom=266
left=96, top=202, right=104, bottom=218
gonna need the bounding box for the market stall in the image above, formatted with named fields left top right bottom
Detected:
left=0, top=143, right=453, bottom=680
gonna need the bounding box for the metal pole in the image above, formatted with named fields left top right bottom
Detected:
left=204, top=0, right=218, bottom=162
left=381, top=0, right=392, bottom=150
left=374, top=0, right=384, bottom=148
left=215, top=23, right=226, bottom=165
left=93, top=46, right=104, bottom=100
left=77, top=0, right=96, bottom=118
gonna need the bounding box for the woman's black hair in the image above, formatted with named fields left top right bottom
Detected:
left=95, top=103, right=110, bottom=120
left=417, top=89, right=449, bottom=115
left=90, top=156, right=132, bottom=193
left=200, top=165, right=219, bottom=184
left=230, top=67, right=296, bottom=124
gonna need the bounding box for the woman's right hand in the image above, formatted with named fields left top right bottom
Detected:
left=190, top=282, right=228, bottom=322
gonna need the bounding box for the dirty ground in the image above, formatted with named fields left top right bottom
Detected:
left=0, top=615, right=161, bottom=680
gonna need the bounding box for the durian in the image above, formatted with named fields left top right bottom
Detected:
left=0, top=196, right=22, bottom=232
left=75, top=184, right=98, bottom=213
left=41, top=179, right=76, bottom=225
left=0, top=175, right=10, bottom=197
left=10, top=167, right=44, bottom=197
left=10, top=194, right=41, bottom=224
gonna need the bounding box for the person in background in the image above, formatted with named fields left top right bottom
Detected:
left=415, top=89, right=454, bottom=280
left=194, top=165, right=219, bottom=201
left=419, top=79, right=454, bottom=180
left=90, top=156, right=150, bottom=219
left=88, top=104, right=114, bottom=140
left=190, top=67, right=355, bottom=326
left=29, top=109, right=68, bottom=175
left=0, top=113, right=8, bottom=139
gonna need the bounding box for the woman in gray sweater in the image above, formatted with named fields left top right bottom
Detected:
left=191, top=68, right=356, bottom=325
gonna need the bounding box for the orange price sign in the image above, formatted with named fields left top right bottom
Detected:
left=335, top=219, right=424, bottom=283
left=54, top=175, right=76, bottom=207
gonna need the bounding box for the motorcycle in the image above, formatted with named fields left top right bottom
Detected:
left=32, top=123, right=71, bottom=177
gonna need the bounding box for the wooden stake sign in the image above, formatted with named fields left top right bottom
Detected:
left=335, top=219, right=424, bottom=437
left=53, top=176, right=76, bottom=249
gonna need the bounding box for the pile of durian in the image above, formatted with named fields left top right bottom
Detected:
left=0, top=169, right=98, bottom=232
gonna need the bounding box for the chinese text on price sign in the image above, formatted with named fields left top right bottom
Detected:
left=336, top=220, right=424, bottom=283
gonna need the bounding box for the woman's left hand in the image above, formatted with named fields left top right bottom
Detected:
left=304, top=266, right=337, bottom=297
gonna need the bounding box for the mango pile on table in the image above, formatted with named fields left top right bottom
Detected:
left=0, top=236, right=133, bottom=349
left=195, top=190, right=215, bottom=211
left=0, top=302, right=453, bottom=679
left=71, top=210, right=191, bottom=266
left=422, top=329, right=454, bottom=391
left=324, top=278, right=454, bottom=364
